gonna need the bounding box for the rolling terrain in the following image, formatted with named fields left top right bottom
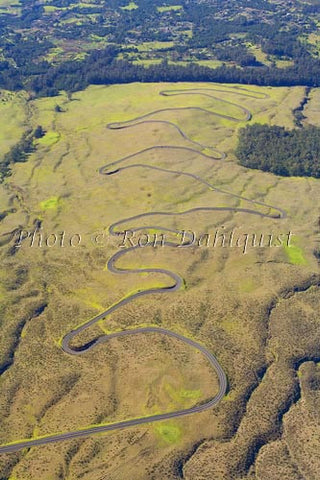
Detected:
left=0, top=82, right=319, bottom=479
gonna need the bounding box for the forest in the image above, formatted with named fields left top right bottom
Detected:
left=236, top=124, right=320, bottom=178
left=1, top=0, right=320, bottom=95
left=25, top=52, right=320, bottom=97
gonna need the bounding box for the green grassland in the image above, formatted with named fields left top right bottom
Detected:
left=0, top=0, right=19, bottom=5
left=136, top=41, right=175, bottom=52
left=303, top=88, right=320, bottom=126
left=0, top=90, right=29, bottom=157
left=120, top=1, right=138, bottom=10
left=157, top=5, right=182, bottom=12
left=246, top=43, right=272, bottom=66
left=246, top=43, right=295, bottom=69
left=0, top=0, right=20, bottom=14
left=0, top=82, right=319, bottom=479
left=302, top=32, right=320, bottom=57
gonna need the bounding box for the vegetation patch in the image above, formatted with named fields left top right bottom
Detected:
left=165, top=382, right=202, bottom=405
left=39, top=196, right=59, bottom=211
left=120, top=1, right=138, bottom=10
left=284, top=242, right=307, bottom=266
left=236, top=123, right=320, bottom=177
left=155, top=423, right=182, bottom=445
left=239, top=279, right=256, bottom=294
left=37, top=131, right=60, bottom=147
left=179, top=388, right=202, bottom=399
left=157, top=5, right=182, bottom=12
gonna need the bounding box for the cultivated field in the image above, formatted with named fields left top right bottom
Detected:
left=0, top=82, right=319, bottom=479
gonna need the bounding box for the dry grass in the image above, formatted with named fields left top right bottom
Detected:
left=0, top=82, right=319, bottom=479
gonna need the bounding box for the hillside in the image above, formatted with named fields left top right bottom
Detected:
left=0, top=82, right=319, bottom=479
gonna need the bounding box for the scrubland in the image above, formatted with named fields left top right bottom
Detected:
left=0, top=83, right=319, bottom=479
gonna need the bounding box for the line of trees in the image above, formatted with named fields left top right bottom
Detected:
left=2, top=50, right=320, bottom=99
left=27, top=52, right=320, bottom=97
left=0, top=126, right=45, bottom=182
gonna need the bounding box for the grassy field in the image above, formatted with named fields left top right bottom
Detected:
left=157, top=5, right=182, bottom=12
left=303, top=88, right=320, bottom=126
left=136, top=41, right=175, bottom=52
left=0, top=0, right=20, bottom=14
left=303, top=32, right=320, bottom=57
left=0, top=82, right=319, bottom=479
left=246, top=43, right=272, bottom=66
left=120, top=1, right=138, bottom=11
left=0, top=90, right=29, bottom=157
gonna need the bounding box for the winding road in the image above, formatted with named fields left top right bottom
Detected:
left=0, top=86, right=286, bottom=454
